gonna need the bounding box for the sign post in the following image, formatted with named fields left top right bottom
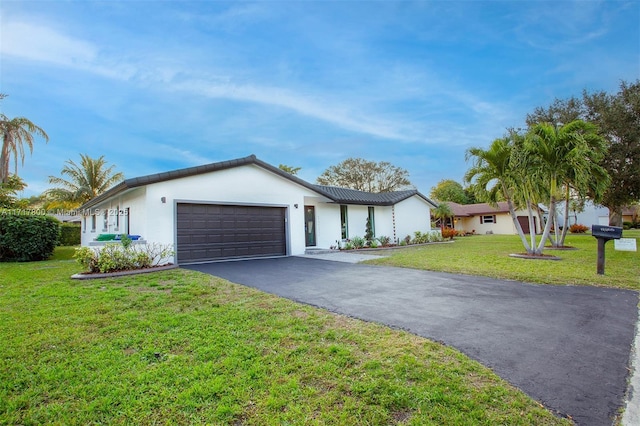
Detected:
left=591, top=225, right=623, bottom=275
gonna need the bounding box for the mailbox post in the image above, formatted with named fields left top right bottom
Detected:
left=591, top=225, right=623, bottom=275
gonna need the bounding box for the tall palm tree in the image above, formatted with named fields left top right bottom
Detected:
left=465, top=134, right=534, bottom=253
left=46, top=154, right=124, bottom=208
left=0, top=114, right=49, bottom=183
left=525, top=120, right=609, bottom=250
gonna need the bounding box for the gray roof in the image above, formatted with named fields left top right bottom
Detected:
left=79, top=155, right=437, bottom=209
left=312, top=185, right=435, bottom=206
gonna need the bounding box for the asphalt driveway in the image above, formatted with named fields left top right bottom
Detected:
left=185, top=257, right=638, bottom=425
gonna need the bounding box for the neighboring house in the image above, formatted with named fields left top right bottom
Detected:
left=554, top=200, right=610, bottom=227
left=622, top=206, right=639, bottom=224
left=51, top=213, right=82, bottom=224
left=79, top=155, right=437, bottom=264
left=447, top=201, right=541, bottom=235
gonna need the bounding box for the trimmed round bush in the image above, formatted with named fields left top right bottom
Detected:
left=0, top=213, right=61, bottom=261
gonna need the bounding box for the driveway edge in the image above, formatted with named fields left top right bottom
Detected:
left=622, top=304, right=640, bottom=425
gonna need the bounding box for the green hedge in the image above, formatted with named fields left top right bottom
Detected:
left=0, top=213, right=61, bottom=261
left=59, top=223, right=81, bottom=246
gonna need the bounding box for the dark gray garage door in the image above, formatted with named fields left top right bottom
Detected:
left=176, top=203, right=287, bottom=264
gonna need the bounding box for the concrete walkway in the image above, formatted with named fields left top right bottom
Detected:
left=185, top=257, right=638, bottom=425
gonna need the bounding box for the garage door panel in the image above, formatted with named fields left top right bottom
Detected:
left=177, top=203, right=286, bottom=263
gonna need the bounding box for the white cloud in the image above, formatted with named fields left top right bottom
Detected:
left=2, top=21, right=97, bottom=66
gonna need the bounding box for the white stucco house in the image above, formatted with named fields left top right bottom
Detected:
left=79, top=155, right=437, bottom=264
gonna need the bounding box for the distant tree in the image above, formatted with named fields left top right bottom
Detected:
left=526, top=96, right=583, bottom=128
left=429, top=179, right=470, bottom=204
left=526, top=80, right=640, bottom=226
left=317, top=158, right=411, bottom=192
left=278, top=164, right=301, bottom=175
left=45, top=154, right=124, bottom=208
left=0, top=100, right=49, bottom=183
left=0, top=174, right=27, bottom=208
left=583, top=81, right=640, bottom=226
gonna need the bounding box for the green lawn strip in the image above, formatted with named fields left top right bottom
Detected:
left=0, top=256, right=567, bottom=425
left=367, top=231, right=640, bottom=290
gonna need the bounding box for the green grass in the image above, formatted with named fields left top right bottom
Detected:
left=0, top=250, right=568, bottom=425
left=368, top=230, right=640, bottom=290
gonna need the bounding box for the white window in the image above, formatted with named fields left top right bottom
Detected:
left=480, top=215, right=496, bottom=224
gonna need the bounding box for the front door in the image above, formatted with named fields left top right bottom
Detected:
left=305, top=206, right=316, bottom=247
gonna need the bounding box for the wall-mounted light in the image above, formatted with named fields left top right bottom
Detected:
left=161, top=197, right=166, bottom=203
left=294, top=204, right=299, bottom=209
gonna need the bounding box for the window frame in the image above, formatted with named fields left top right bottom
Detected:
left=480, top=215, right=496, bottom=224
left=340, top=205, right=348, bottom=239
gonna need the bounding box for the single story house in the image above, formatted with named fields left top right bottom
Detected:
left=79, top=155, right=437, bottom=264
left=447, top=201, right=541, bottom=235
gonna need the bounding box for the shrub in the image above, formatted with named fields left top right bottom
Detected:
left=623, top=221, right=633, bottom=230
left=350, top=236, right=365, bottom=249
left=412, top=231, right=429, bottom=244
left=368, top=239, right=379, bottom=248
left=59, top=223, right=81, bottom=246
left=441, top=228, right=456, bottom=240
left=403, top=235, right=411, bottom=245
left=0, top=213, right=60, bottom=261
left=74, top=241, right=174, bottom=273
left=569, top=223, right=589, bottom=234
left=364, top=218, right=374, bottom=243
left=429, top=231, right=444, bottom=242
left=377, top=235, right=391, bottom=246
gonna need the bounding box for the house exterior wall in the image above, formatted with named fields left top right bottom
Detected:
left=394, top=197, right=433, bottom=242
left=312, top=202, right=341, bottom=249
left=81, top=187, right=146, bottom=246
left=82, top=165, right=324, bottom=258
left=455, top=210, right=539, bottom=235
left=555, top=200, right=610, bottom=228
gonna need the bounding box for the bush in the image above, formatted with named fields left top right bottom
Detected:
left=377, top=235, right=391, bottom=247
left=74, top=242, right=174, bottom=273
left=368, top=239, right=379, bottom=248
left=350, top=236, right=366, bottom=249
left=59, top=223, right=81, bottom=245
left=569, top=223, right=589, bottom=234
left=623, top=221, right=633, bottom=230
left=0, top=213, right=60, bottom=261
left=441, top=228, right=456, bottom=240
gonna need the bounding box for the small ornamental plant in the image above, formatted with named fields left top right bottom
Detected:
left=569, top=224, right=589, bottom=234
left=441, top=228, right=456, bottom=240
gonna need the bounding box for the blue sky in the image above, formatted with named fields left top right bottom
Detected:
left=1, top=1, right=638, bottom=198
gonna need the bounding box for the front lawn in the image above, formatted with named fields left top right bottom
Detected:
left=0, top=254, right=568, bottom=425
left=367, top=230, right=640, bottom=290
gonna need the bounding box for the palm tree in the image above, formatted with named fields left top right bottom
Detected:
left=525, top=120, right=609, bottom=250
left=45, top=154, right=124, bottom=208
left=0, top=114, right=49, bottom=183
left=432, top=202, right=453, bottom=231
left=465, top=134, right=535, bottom=253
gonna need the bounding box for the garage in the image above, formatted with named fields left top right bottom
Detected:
left=176, top=203, right=287, bottom=264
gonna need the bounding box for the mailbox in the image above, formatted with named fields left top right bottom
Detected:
left=591, top=225, right=623, bottom=240
left=591, top=225, right=623, bottom=275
